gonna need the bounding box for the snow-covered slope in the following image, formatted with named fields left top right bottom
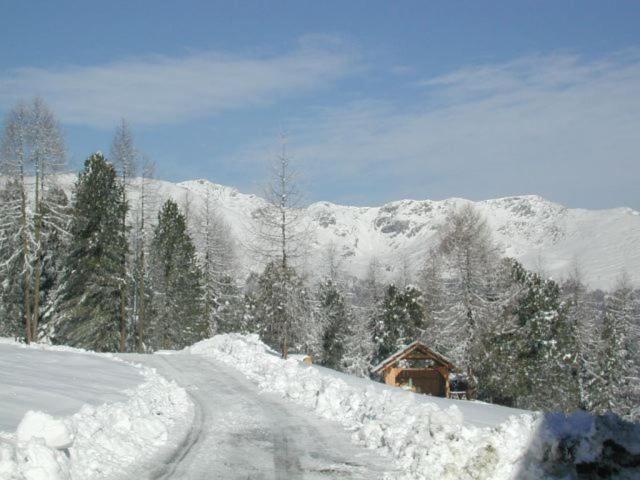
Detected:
left=49, top=174, right=640, bottom=290
left=0, top=341, right=192, bottom=480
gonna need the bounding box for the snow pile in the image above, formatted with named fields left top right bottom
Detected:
left=0, top=344, right=192, bottom=480
left=188, top=334, right=640, bottom=480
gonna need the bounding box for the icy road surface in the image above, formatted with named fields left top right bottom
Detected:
left=0, top=343, right=142, bottom=432
left=121, top=353, right=393, bottom=480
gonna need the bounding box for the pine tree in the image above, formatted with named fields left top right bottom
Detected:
left=342, top=307, right=374, bottom=377
left=148, top=199, right=206, bottom=350
left=55, top=153, right=128, bottom=351
left=317, top=279, right=351, bottom=370
left=212, top=274, right=243, bottom=334
left=372, top=284, right=426, bottom=365
left=254, top=261, right=310, bottom=354
left=487, top=260, right=578, bottom=410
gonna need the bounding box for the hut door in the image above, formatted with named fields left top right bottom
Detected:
left=397, top=369, right=446, bottom=397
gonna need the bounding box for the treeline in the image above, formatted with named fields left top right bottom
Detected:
left=1, top=98, right=638, bottom=422
left=0, top=99, right=223, bottom=352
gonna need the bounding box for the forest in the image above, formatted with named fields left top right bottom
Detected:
left=1, top=98, right=639, bottom=422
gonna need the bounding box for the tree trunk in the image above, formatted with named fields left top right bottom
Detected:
left=32, top=165, right=42, bottom=339
left=20, top=169, right=32, bottom=343
left=136, top=248, right=145, bottom=353
left=119, top=284, right=126, bottom=352
left=119, top=174, right=127, bottom=352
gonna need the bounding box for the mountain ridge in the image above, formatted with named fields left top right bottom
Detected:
left=30, top=174, right=640, bottom=290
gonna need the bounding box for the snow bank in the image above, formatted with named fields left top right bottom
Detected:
left=188, top=334, right=640, bottom=480
left=0, top=342, right=192, bottom=480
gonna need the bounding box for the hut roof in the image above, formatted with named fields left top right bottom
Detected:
left=371, top=341, right=454, bottom=373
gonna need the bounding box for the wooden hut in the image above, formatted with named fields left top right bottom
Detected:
left=371, top=341, right=455, bottom=398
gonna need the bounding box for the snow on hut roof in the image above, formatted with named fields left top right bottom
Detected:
left=371, top=340, right=454, bottom=373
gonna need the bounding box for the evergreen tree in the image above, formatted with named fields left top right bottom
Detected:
left=372, top=284, right=426, bottom=365
left=55, top=153, right=128, bottom=351
left=342, top=307, right=374, bottom=377
left=148, top=199, right=205, bottom=350
left=317, top=279, right=351, bottom=370
left=254, top=261, right=310, bottom=354
left=480, top=259, right=579, bottom=410
left=211, top=274, right=243, bottom=334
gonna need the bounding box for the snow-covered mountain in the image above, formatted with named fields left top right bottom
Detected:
left=51, top=174, right=640, bottom=290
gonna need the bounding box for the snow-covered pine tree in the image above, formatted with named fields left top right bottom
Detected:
left=372, top=284, right=427, bottom=365
left=501, top=261, right=578, bottom=410
left=55, top=153, right=128, bottom=351
left=317, top=279, right=351, bottom=370
left=254, top=261, right=311, bottom=355
left=148, top=199, right=206, bottom=350
left=239, top=271, right=261, bottom=334
left=342, top=307, right=374, bottom=378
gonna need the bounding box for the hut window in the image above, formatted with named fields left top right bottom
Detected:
left=398, top=358, right=436, bottom=368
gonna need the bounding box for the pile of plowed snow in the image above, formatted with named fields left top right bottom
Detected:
left=188, top=334, right=640, bottom=480
left=0, top=341, right=192, bottom=480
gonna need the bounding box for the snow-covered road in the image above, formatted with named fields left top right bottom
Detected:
left=121, top=353, right=393, bottom=480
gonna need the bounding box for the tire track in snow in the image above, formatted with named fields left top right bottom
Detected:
left=123, top=353, right=391, bottom=479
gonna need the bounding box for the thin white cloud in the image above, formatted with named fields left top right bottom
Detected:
left=0, top=37, right=357, bottom=128
left=237, top=50, right=640, bottom=208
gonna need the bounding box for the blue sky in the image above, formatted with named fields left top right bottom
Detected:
left=1, top=1, right=639, bottom=209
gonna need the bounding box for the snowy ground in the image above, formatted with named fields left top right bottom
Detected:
left=0, top=341, right=192, bottom=480
left=187, top=334, right=640, bottom=480
left=0, top=343, right=142, bottom=432
left=2, top=336, right=638, bottom=479
left=120, top=352, right=393, bottom=479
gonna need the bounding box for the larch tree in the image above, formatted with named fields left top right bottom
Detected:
left=0, top=97, right=66, bottom=343
left=194, top=186, right=238, bottom=335
left=0, top=179, right=25, bottom=338
left=130, top=158, right=157, bottom=352
left=437, top=204, right=498, bottom=387
left=252, top=136, right=310, bottom=358
left=110, top=119, right=138, bottom=352
left=592, top=273, right=639, bottom=420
